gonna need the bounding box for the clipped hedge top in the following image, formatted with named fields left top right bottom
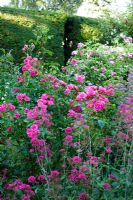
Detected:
left=0, top=7, right=131, bottom=65
left=0, top=6, right=67, bottom=65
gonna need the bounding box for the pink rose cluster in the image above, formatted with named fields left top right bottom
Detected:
left=75, top=74, right=85, bottom=83
left=16, top=93, right=30, bottom=104
left=25, top=93, right=54, bottom=127
left=26, top=124, right=52, bottom=162
left=25, top=93, right=54, bottom=162
left=64, top=84, right=78, bottom=95
left=0, top=103, right=15, bottom=113
left=75, top=85, right=114, bottom=111
left=22, top=56, right=38, bottom=77
left=41, top=74, right=67, bottom=89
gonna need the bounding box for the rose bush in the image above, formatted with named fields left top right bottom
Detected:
left=0, top=36, right=133, bottom=199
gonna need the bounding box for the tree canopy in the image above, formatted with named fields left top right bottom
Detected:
left=10, top=0, right=83, bottom=13
left=10, top=0, right=112, bottom=13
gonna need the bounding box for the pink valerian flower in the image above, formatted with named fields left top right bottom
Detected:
left=37, top=155, right=44, bottom=162
left=5, top=179, right=35, bottom=198
left=69, top=169, right=87, bottom=183
left=103, top=137, right=112, bottom=144
left=30, top=138, right=45, bottom=147
left=16, top=93, right=30, bottom=103
left=71, top=59, right=78, bottom=65
left=103, top=183, right=111, bottom=190
left=108, top=174, right=119, bottom=181
left=7, top=126, right=13, bottom=133
left=117, top=132, right=131, bottom=142
left=65, top=127, right=73, bottom=134
left=72, top=156, right=82, bottom=164
left=84, top=125, right=89, bottom=129
left=48, top=170, right=60, bottom=181
left=79, top=192, right=88, bottom=199
left=75, top=74, right=85, bottom=83
left=37, top=175, right=45, bottom=183
left=65, top=135, right=73, bottom=143
left=21, top=194, right=30, bottom=200
left=28, top=176, right=36, bottom=183
left=105, top=146, right=112, bottom=154
left=88, top=156, right=99, bottom=166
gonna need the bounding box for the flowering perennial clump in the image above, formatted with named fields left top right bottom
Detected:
left=0, top=37, right=133, bottom=199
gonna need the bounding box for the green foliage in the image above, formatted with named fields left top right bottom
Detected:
left=80, top=23, right=101, bottom=41
left=0, top=7, right=67, bottom=65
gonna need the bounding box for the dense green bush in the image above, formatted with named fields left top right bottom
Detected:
left=0, top=7, right=67, bottom=65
